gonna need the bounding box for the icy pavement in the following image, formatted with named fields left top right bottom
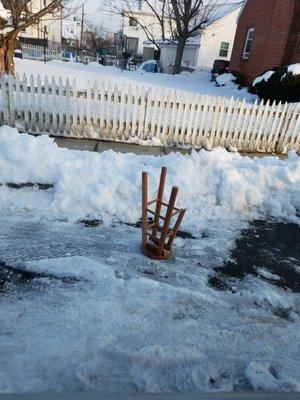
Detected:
left=0, top=128, right=299, bottom=393
left=209, top=220, right=300, bottom=293
left=0, top=211, right=299, bottom=394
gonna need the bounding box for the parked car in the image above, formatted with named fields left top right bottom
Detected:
left=211, top=59, right=229, bottom=81
left=140, top=59, right=161, bottom=73
left=14, top=49, right=23, bottom=59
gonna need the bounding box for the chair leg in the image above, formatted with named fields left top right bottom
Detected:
left=167, top=209, right=186, bottom=248
left=157, top=186, right=178, bottom=257
left=142, top=171, right=148, bottom=248
left=152, top=166, right=167, bottom=237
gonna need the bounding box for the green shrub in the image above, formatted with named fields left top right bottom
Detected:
left=251, top=66, right=300, bottom=104
left=231, top=70, right=245, bottom=87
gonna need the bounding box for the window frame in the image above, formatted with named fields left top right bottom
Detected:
left=219, top=41, right=230, bottom=58
left=242, top=27, right=255, bottom=60
left=129, top=17, right=138, bottom=27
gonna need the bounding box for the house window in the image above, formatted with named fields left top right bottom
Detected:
left=126, top=37, right=139, bottom=54
left=219, top=42, right=229, bottom=57
left=242, top=27, right=255, bottom=60
left=129, top=17, right=137, bottom=27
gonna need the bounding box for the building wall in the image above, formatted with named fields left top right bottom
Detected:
left=160, top=44, right=200, bottom=73
left=122, top=0, right=174, bottom=56
left=122, top=11, right=165, bottom=55
left=230, top=0, right=299, bottom=84
left=196, top=7, right=241, bottom=71
left=40, top=16, right=62, bottom=44
left=62, top=19, right=81, bottom=42
left=283, top=1, right=300, bottom=65
left=0, top=0, right=62, bottom=44
left=36, top=0, right=62, bottom=44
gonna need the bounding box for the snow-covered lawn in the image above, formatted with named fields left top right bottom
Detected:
left=14, top=58, right=256, bottom=103
left=0, top=127, right=299, bottom=393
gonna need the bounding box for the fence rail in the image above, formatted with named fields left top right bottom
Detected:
left=0, top=73, right=299, bottom=154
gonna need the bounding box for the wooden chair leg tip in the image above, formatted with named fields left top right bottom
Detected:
left=141, top=243, right=172, bottom=260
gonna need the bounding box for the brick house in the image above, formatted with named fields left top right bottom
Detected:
left=230, top=0, right=300, bottom=84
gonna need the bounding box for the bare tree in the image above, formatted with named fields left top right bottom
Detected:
left=170, top=0, right=224, bottom=74
left=0, top=0, right=74, bottom=75
left=83, top=23, right=113, bottom=56
left=109, top=0, right=228, bottom=74
left=109, top=0, right=227, bottom=74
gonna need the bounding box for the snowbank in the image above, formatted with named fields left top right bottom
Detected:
left=0, top=127, right=299, bottom=231
left=216, top=73, right=237, bottom=87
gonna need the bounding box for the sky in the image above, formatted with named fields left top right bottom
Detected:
left=71, top=0, right=122, bottom=33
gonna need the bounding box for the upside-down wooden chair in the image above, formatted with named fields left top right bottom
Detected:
left=141, top=167, right=186, bottom=260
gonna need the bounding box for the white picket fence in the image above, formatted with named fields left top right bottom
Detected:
left=0, top=73, right=300, bottom=153
left=21, top=44, right=63, bottom=62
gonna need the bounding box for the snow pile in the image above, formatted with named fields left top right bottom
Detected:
left=245, top=362, right=288, bottom=391
left=288, top=64, right=300, bottom=76
left=253, top=70, right=275, bottom=86
left=216, top=73, right=237, bottom=87
left=182, top=68, right=211, bottom=80
left=0, top=127, right=299, bottom=231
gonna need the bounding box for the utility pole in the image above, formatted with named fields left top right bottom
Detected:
left=43, top=26, right=48, bottom=64
left=80, top=3, right=85, bottom=50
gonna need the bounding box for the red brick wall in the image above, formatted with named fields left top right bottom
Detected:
left=284, top=1, right=300, bottom=65
left=230, top=0, right=297, bottom=84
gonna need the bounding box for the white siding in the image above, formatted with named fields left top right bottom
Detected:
left=0, top=0, right=62, bottom=44
left=196, top=7, right=241, bottom=70
left=123, top=11, right=164, bottom=55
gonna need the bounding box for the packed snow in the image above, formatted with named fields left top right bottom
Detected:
left=13, top=58, right=257, bottom=103
left=0, top=127, right=299, bottom=393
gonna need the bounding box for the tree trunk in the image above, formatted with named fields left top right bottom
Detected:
left=173, top=37, right=186, bottom=75
left=5, top=39, right=16, bottom=74
left=0, top=36, right=17, bottom=75
left=0, top=41, right=7, bottom=74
